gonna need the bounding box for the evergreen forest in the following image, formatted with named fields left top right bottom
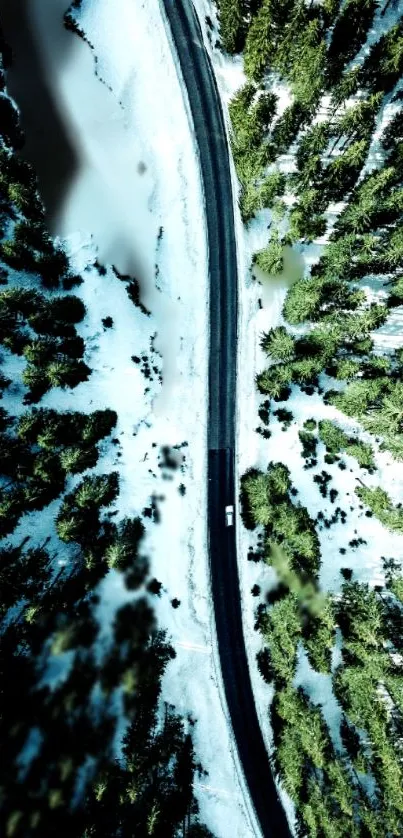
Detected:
left=218, top=0, right=403, bottom=834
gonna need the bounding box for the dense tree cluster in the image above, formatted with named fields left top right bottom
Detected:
left=1, top=539, right=210, bottom=837
left=0, top=288, right=91, bottom=402
left=241, top=462, right=321, bottom=579
left=235, top=2, right=403, bottom=833
left=0, top=407, right=117, bottom=538
left=242, top=464, right=403, bottom=834
left=247, top=11, right=403, bottom=459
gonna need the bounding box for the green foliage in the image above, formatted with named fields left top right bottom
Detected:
left=0, top=287, right=90, bottom=400
left=294, top=122, right=330, bottom=191
left=0, top=219, right=69, bottom=287
left=254, top=231, right=284, bottom=274
left=0, top=288, right=91, bottom=402
left=0, top=543, right=49, bottom=617
left=299, top=775, right=356, bottom=838
left=217, top=0, right=247, bottom=54
left=56, top=472, right=119, bottom=546
left=284, top=265, right=382, bottom=327
left=282, top=275, right=323, bottom=324
left=244, top=0, right=326, bottom=106
left=288, top=202, right=327, bottom=243
left=318, top=420, right=375, bottom=469
left=336, top=166, right=398, bottom=236
left=298, top=429, right=317, bottom=465
left=240, top=169, right=285, bottom=222
left=322, top=138, right=370, bottom=202
left=326, top=0, right=377, bottom=86
left=327, top=376, right=386, bottom=417
left=0, top=406, right=116, bottom=537
left=256, top=363, right=293, bottom=398
left=330, top=67, right=361, bottom=110
left=359, top=19, right=403, bottom=94
left=267, top=101, right=311, bottom=161
left=272, top=686, right=332, bottom=796
left=332, top=93, right=382, bottom=147
left=241, top=469, right=272, bottom=526
left=286, top=19, right=327, bottom=108
left=241, top=463, right=320, bottom=578
left=257, top=306, right=386, bottom=395
left=302, top=595, right=335, bottom=673
left=23, top=358, right=91, bottom=401
left=229, top=84, right=285, bottom=220
left=105, top=517, right=145, bottom=572
left=355, top=485, right=403, bottom=532
left=384, top=559, right=403, bottom=603
left=230, top=86, right=278, bottom=157
left=328, top=378, right=403, bottom=460
left=337, top=581, right=384, bottom=657
left=303, top=418, right=317, bottom=432
left=259, top=593, right=301, bottom=684
left=332, top=579, right=403, bottom=833
left=243, top=0, right=299, bottom=81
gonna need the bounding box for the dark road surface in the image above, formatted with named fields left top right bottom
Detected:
left=161, top=2, right=291, bottom=836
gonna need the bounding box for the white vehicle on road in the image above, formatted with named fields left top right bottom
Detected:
left=225, top=504, right=234, bottom=527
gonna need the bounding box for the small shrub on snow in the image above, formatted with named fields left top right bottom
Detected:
left=318, top=420, right=375, bottom=471
left=260, top=326, right=295, bottom=361
left=254, top=231, right=284, bottom=275
left=355, top=485, right=403, bottom=533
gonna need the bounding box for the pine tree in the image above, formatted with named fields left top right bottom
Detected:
left=355, top=485, right=403, bottom=532
left=217, top=0, right=247, bottom=54
left=322, top=138, right=369, bottom=202
left=254, top=230, right=284, bottom=274
left=336, top=165, right=398, bottom=235
left=286, top=19, right=327, bottom=108
left=105, top=517, right=145, bottom=573
left=244, top=0, right=300, bottom=81
left=330, top=92, right=382, bottom=150
left=359, top=19, right=403, bottom=94
left=260, top=593, right=301, bottom=684
left=260, top=325, right=295, bottom=360
left=326, top=0, right=377, bottom=86
left=267, top=101, right=311, bottom=161
left=295, top=121, right=330, bottom=189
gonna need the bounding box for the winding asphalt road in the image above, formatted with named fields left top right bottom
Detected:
left=160, top=2, right=290, bottom=836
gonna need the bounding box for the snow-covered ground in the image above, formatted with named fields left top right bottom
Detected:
left=1, top=0, right=266, bottom=834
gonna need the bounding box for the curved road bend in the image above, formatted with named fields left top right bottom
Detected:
left=160, top=2, right=290, bottom=836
